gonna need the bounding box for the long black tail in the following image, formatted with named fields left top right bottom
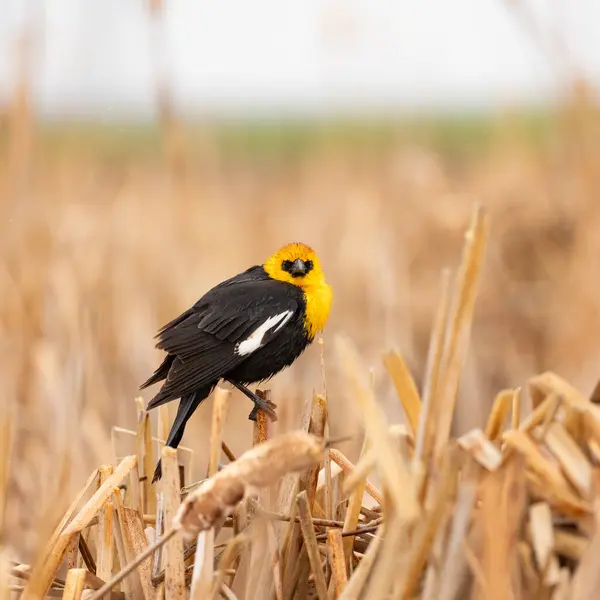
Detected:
left=151, top=383, right=215, bottom=483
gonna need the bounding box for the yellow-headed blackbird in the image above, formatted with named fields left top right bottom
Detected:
left=140, top=242, right=333, bottom=481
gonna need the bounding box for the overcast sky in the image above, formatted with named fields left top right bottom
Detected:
left=1, top=0, right=599, bottom=118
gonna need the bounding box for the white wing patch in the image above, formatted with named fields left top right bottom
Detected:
left=235, top=310, right=294, bottom=356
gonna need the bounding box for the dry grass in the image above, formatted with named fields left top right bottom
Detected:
left=3, top=80, right=600, bottom=598
left=5, top=208, right=600, bottom=599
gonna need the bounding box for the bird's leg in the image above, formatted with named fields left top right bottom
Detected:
left=227, top=380, right=278, bottom=422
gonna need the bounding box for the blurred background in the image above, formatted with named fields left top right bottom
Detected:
left=2, top=0, right=600, bottom=558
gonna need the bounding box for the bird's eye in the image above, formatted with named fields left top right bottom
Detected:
left=304, top=260, right=313, bottom=273
left=282, top=260, right=292, bottom=272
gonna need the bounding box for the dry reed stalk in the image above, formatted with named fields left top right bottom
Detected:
left=341, top=479, right=366, bottom=571
left=0, top=552, right=10, bottom=600
left=151, top=494, right=164, bottom=582
left=96, top=467, right=114, bottom=583
left=395, top=450, right=458, bottom=599
left=327, top=450, right=382, bottom=506
left=502, top=431, right=590, bottom=516
left=484, top=389, right=513, bottom=441
left=221, top=442, right=237, bottom=463
left=341, top=432, right=408, bottom=503
left=518, top=393, right=560, bottom=434
left=334, top=334, right=418, bottom=519
left=304, top=393, right=328, bottom=509
left=338, top=523, right=385, bottom=600
left=111, top=428, right=193, bottom=476
left=553, top=529, right=588, bottom=561
left=512, top=387, right=522, bottom=430
left=333, top=335, right=420, bottom=598
left=434, top=205, right=489, bottom=458
left=266, top=521, right=284, bottom=600
left=136, top=398, right=156, bottom=517
left=276, top=398, right=314, bottom=589
left=210, top=531, right=248, bottom=599
left=327, top=528, right=347, bottom=597
left=46, top=469, right=101, bottom=553
left=416, top=269, right=451, bottom=468
left=88, top=530, right=178, bottom=600
left=208, top=387, right=230, bottom=478
left=477, top=456, right=527, bottom=600
left=112, top=491, right=145, bottom=600
left=544, top=422, right=592, bottom=499
left=64, top=456, right=138, bottom=537
left=341, top=451, right=375, bottom=502
left=382, top=349, right=422, bottom=437
left=0, top=401, right=15, bottom=554
left=188, top=530, right=213, bottom=600
left=248, top=392, right=272, bottom=524
left=239, top=396, right=274, bottom=599
left=296, top=491, right=328, bottom=600
left=188, top=386, right=230, bottom=600
left=242, top=519, right=272, bottom=600
left=528, top=501, right=559, bottom=588
left=160, top=448, right=185, bottom=600
left=323, top=426, right=334, bottom=523
left=22, top=458, right=135, bottom=600
left=341, top=432, right=372, bottom=574
left=528, top=372, right=589, bottom=411
left=436, top=480, right=478, bottom=600
left=122, top=508, right=156, bottom=600
left=457, top=429, right=503, bottom=471
left=569, top=497, right=600, bottom=599
left=62, top=569, right=87, bottom=600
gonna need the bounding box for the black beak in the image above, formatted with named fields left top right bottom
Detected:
left=289, top=258, right=307, bottom=277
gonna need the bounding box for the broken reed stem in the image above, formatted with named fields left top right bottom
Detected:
left=328, top=528, right=348, bottom=597
left=189, top=530, right=213, bottom=600
left=96, top=467, right=114, bottom=582
left=485, top=390, right=513, bottom=441
left=61, top=569, right=86, bottom=600
left=297, top=491, right=329, bottom=600
left=382, top=349, right=422, bottom=437
left=415, top=268, right=451, bottom=467
left=161, top=447, right=185, bottom=600
left=315, top=520, right=382, bottom=542
left=434, top=205, right=489, bottom=459
left=328, top=449, right=383, bottom=505
left=87, top=529, right=179, bottom=600
left=21, top=457, right=136, bottom=600
left=334, top=335, right=419, bottom=520
left=221, top=441, right=237, bottom=463
left=209, top=387, right=230, bottom=477
left=136, top=397, right=156, bottom=516
left=263, top=511, right=345, bottom=528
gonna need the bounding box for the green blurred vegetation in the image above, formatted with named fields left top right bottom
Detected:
left=4, top=108, right=555, bottom=165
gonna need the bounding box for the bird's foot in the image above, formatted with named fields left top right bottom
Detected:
left=248, top=394, right=278, bottom=422
left=227, top=380, right=278, bottom=422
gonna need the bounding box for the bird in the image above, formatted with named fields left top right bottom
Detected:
left=140, top=242, right=333, bottom=482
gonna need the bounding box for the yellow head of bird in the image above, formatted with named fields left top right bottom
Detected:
left=263, top=243, right=325, bottom=288
left=264, top=242, right=333, bottom=338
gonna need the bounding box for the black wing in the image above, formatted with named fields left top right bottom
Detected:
left=142, top=270, right=301, bottom=409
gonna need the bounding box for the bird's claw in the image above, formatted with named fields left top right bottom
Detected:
left=248, top=397, right=278, bottom=422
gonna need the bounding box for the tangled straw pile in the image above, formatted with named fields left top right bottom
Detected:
left=6, top=205, right=600, bottom=600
